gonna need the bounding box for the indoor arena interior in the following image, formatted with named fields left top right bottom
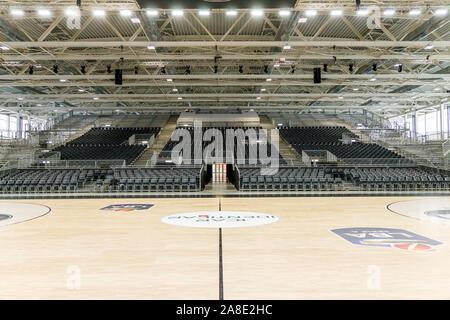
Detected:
left=0, top=0, right=449, bottom=301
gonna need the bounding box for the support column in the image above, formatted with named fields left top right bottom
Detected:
left=17, top=116, right=23, bottom=139
left=6, top=114, right=10, bottom=138
left=447, top=104, right=450, bottom=139
left=439, top=103, right=443, bottom=140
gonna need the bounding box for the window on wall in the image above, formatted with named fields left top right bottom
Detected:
left=0, top=114, right=8, bottom=138
left=416, top=114, right=426, bottom=135
left=425, top=111, right=437, bottom=135
left=9, top=116, right=17, bottom=138
left=443, top=106, right=449, bottom=133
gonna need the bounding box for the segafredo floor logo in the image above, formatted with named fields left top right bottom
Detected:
left=100, top=204, right=154, bottom=212
left=161, top=211, right=279, bottom=228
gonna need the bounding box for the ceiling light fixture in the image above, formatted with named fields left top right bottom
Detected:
left=146, top=10, right=158, bottom=16
left=357, top=9, right=368, bottom=16
left=434, top=8, right=448, bottom=15
left=172, top=9, right=183, bottom=16
left=251, top=9, right=263, bottom=17
left=305, top=10, right=317, bottom=16
left=10, top=8, right=24, bottom=16
left=120, top=9, right=132, bottom=17
left=330, top=9, right=343, bottom=16
left=92, top=9, right=105, bottom=17
left=37, top=9, right=51, bottom=16
left=409, top=9, right=421, bottom=16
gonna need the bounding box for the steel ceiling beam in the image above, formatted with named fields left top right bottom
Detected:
left=2, top=41, right=449, bottom=48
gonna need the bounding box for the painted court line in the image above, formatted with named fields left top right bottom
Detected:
left=218, top=198, right=224, bottom=300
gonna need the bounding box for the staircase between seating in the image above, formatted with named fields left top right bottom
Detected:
left=133, top=115, right=178, bottom=166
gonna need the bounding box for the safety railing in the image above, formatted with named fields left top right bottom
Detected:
left=340, top=158, right=416, bottom=166
left=21, top=159, right=127, bottom=169
left=443, top=140, right=450, bottom=157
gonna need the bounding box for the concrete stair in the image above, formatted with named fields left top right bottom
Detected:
left=133, top=115, right=178, bottom=166
left=259, top=116, right=303, bottom=164
left=63, top=124, right=95, bottom=144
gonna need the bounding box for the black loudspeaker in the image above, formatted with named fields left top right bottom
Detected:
left=313, top=67, right=321, bottom=83
left=115, top=69, right=122, bottom=85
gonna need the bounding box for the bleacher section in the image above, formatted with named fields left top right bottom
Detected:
left=0, top=167, right=204, bottom=193
left=0, top=168, right=107, bottom=193
left=2, top=120, right=449, bottom=195
left=161, top=126, right=285, bottom=164
left=49, top=127, right=160, bottom=165
left=67, top=127, right=160, bottom=145
left=279, top=126, right=410, bottom=164
left=53, top=145, right=146, bottom=165
left=279, top=126, right=357, bottom=143
left=236, top=167, right=343, bottom=191
left=235, top=166, right=449, bottom=192
left=342, top=167, right=450, bottom=191
left=94, top=167, right=204, bottom=192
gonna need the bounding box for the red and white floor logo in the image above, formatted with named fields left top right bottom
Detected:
left=161, top=211, right=279, bottom=228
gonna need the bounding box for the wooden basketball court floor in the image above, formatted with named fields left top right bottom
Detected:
left=0, top=196, right=449, bottom=300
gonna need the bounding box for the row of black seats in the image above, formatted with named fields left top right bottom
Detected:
left=68, top=127, right=160, bottom=146
left=161, top=126, right=285, bottom=164
left=279, top=126, right=357, bottom=143
left=237, top=167, right=343, bottom=191
left=94, top=167, right=203, bottom=192
left=291, top=142, right=406, bottom=160
left=0, top=169, right=110, bottom=193
left=0, top=167, right=203, bottom=193
left=279, top=126, right=407, bottom=161
left=343, top=167, right=450, bottom=191
left=53, top=145, right=146, bottom=165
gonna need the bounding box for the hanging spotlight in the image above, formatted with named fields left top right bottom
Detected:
left=313, top=68, right=321, bottom=83
left=372, top=63, right=377, bottom=71
left=80, top=65, right=86, bottom=74
left=115, top=69, right=123, bottom=85
left=134, top=66, right=139, bottom=74
left=355, top=0, right=361, bottom=10
left=28, top=66, right=34, bottom=75
left=107, top=65, right=111, bottom=73
left=264, top=65, right=269, bottom=74
left=214, top=65, right=218, bottom=74
left=397, top=64, right=403, bottom=72
left=185, top=66, right=190, bottom=75
left=161, top=67, right=166, bottom=74
left=239, top=65, right=243, bottom=74
left=291, top=65, right=295, bottom=74
left=349, top=63, right=354, bottom=72
left=53, top=64, right=58, bottom=73
left=323, top=64, right=328, bottom=72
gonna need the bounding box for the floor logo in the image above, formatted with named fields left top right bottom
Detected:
left=331, top=227, right=442, bottom=251
left=161, top=211, right=279, bottom=228
left=0, top=214, right=12, bottom=221
left=100, top=204, right=154, bottom=212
